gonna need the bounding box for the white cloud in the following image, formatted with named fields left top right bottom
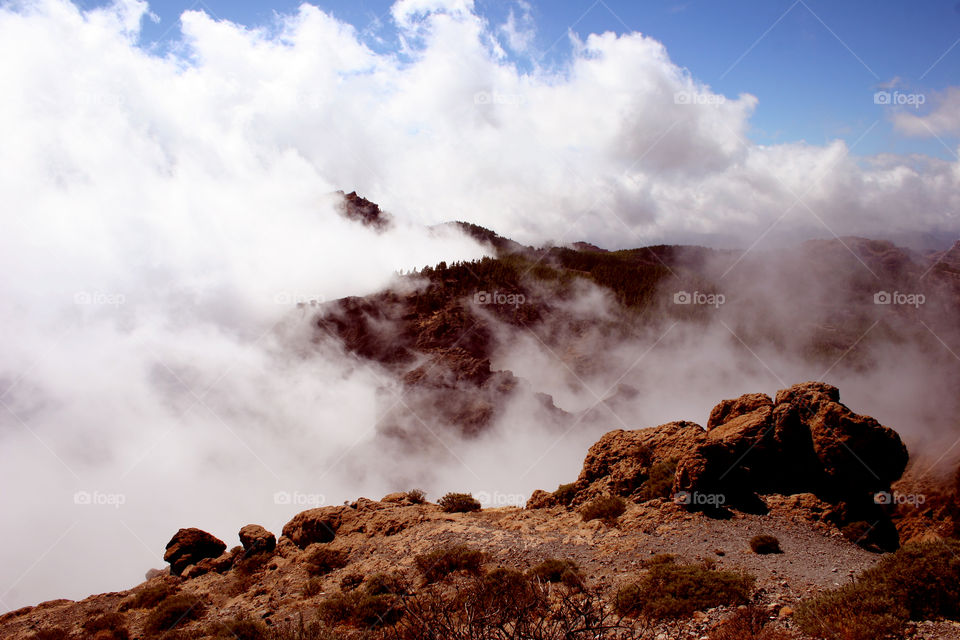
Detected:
left=500, top=1, right=535, bottom=54
left=893, top=87, right=960, bottom=138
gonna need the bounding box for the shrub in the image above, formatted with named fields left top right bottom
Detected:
left=708, top=606, right=794, bottom=640
left=474, top=567, right=546, bottom=620
left=317, top=591, right=355, bottom=626
left=405, top=488, right=426, bottom=504
left=438, top=492, right=481, bottom=513
left=339, top=572, right=364, bottom=591
left=350, top=593, right=403, bottom=627
left=364, top=572, right=408, bottom=596
left=580, top=495, right=626, bottom=524
left=795, top=582, right=904, bottom=640
left=208, top=616, right=269, bottom=640
left=119, top=582, right=178, bottom=610
left=305, top=547, right=349, bottom=576
left=529, top=558, right=584, bottom=588
left=750, top=535, right=782, bottom=554
left=269, top=616, right=339, bottom=640
left=636, top=458, right=678, bottom=502
left=414, top=544, right=485, bottom=583
left=796, top=539, right=960, bottom=638
left=552, top=483, right=578, bottom=506
left=234, top=551, right=273, bottom=575
left=82, top=613, right=130, bottom=640
left=303, top=577, right=324, bottom=597
left=317, top=590, right=401, bottom=629
left=143, top=593, right=207, bottom=634
left=615, top=562, right=754, bottom=619
left=644, top=553, right=677, bottom=567
left=390, top=578, right=636, bottom=639
left=870, top=539, right=960, bottom=619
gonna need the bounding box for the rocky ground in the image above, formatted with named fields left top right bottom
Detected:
left=3, top=382, right=959, bottom=640
left=0, top=497, right=882, bottom=639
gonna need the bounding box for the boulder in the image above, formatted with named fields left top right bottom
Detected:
left=163, top=528, right=227, bottom=577
left=239, top=524, right=276, bottom=555
left=281, top=506, right=349, bottom=549
left=525, top=489, right=556, bottom=509
left=573, top=422, right=705, bottom=503
left=540, top=382, right=909, bottom=550
left=678, top=382, right=908, bottom=548
left=144, top=568, right=165, bottom=581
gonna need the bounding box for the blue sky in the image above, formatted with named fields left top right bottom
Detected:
left=80, top=0, right=960, bottom=160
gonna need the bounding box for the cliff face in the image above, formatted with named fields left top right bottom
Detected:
left=309, top=218, right=960, bottom=448
left=3, top=383, right=946, bottom=640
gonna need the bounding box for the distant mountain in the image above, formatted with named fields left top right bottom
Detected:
left=317, top=211, right=960, bottom=442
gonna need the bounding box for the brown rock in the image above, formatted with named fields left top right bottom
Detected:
left=163, top=528, right=227, bottom=577
left=239, top=524, right=276, bottom=555
left=144, top=568, right=164, bottom=580
left=525, top=489, right=556, bottom=509
left=381, top=492, right=409, bottom=504
left=575, top=422, right=705, bottom=503
left=281, top=506, right=349, bottom=549
left=803, top=394, right=908, bottom=492
left=182, top=551, right=233, bottom=579
left=707, top=392, right=772, bottom=430
left=354, top=497, right=382, bottom=511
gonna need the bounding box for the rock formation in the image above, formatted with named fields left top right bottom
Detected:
left=530, top=381, right=909, bottom=551
left=163, top=528, right=227, bottom=577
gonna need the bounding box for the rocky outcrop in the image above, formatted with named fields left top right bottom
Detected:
left=533, top=382, right=909, bottom=550
left=525, top=421, right=706, bottom=508
left=239, top=524, right=276, bottom=555
left=573, top=422, right=704, bottom=503
left=677, top=382, right=907, bottom=500
left=163, top=528, right=227, bottom=577
left=335, top=190, right=392, bottom=230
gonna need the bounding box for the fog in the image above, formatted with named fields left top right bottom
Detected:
left=1, top=0, right=959, bottom=611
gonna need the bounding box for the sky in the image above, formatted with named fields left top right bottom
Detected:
left=86, top=0, right=960, bottom=159
left=2, top=0, right=960, bottom=614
